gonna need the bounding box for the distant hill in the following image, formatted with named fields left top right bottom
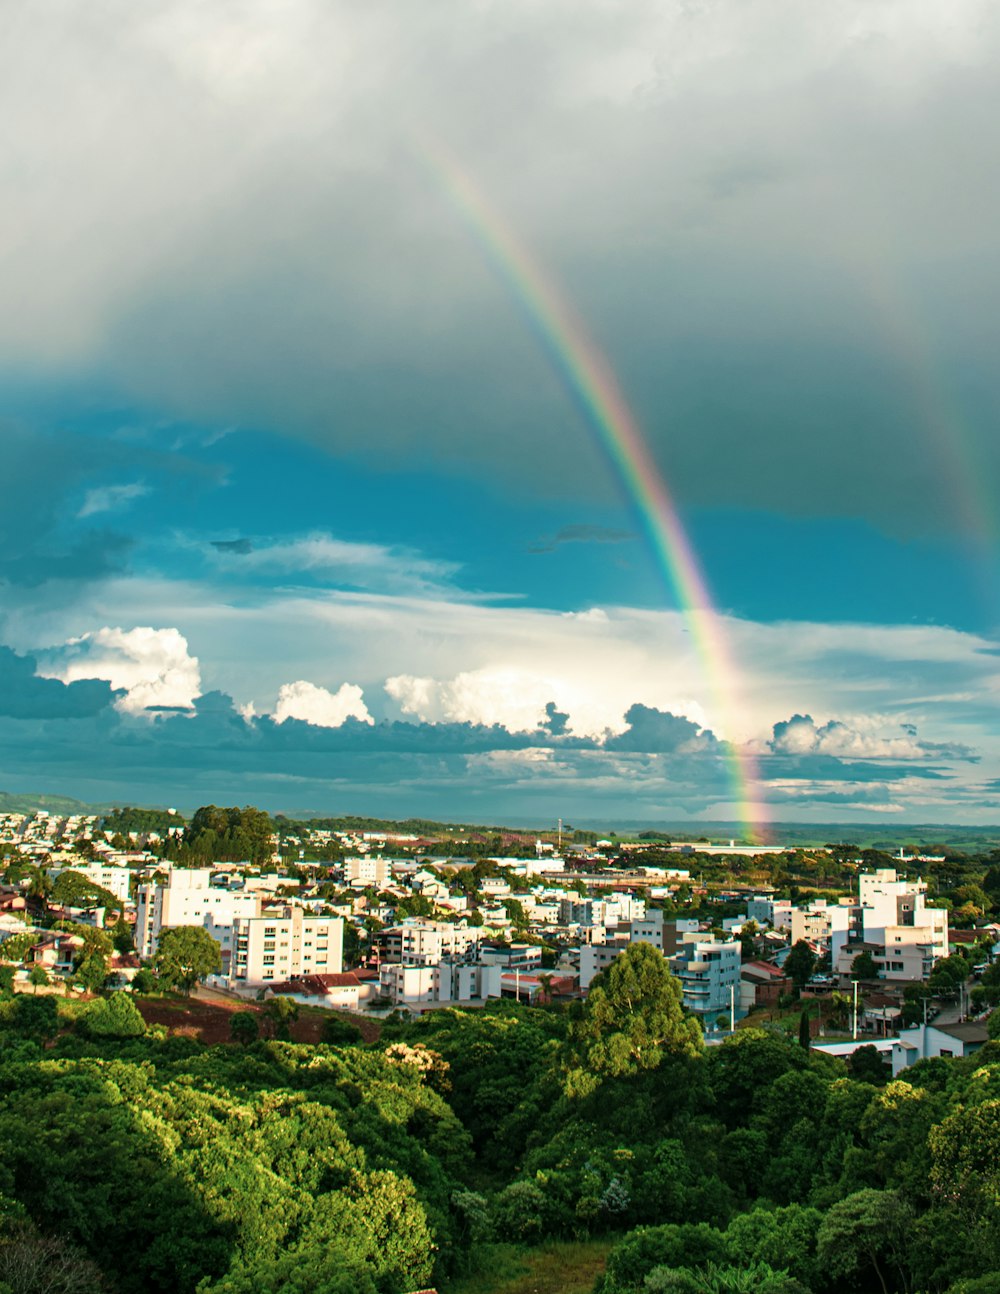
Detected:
left=1, top=790, right=999, bottom=852
left=0, top=790, right=105, bottom=816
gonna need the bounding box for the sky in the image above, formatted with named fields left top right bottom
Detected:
left=2, top=0, right=999, bottom=832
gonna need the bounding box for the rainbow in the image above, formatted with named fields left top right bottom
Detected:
left=851, top=252, right=999, bottom=624
left=418, top=135, right=767, bottom=840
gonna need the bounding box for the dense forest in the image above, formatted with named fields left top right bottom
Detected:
left=0, top=944, right=998, bottom=1293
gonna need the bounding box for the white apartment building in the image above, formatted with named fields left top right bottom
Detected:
left=670, top=933, right=742, bottom=1022
left=579, top=937, right=629, bottom=989
left=790, top=899, right=853, bottom=962
left=559, top=895, right=647, bottom=927
left=377, top=919, right=485, bottom=966
left=379, top=962, right=439, bottom=1004
left=380, top=956, right=513, bottom=1006
left=230, top=906, right=343, bottom=988
left=624, top=910, right=666, bottom=950
left=855, top=869, right=948, bottom=980
left=136, top=868, right=261, bottom=963
left=345, top=856, right=391, bottom=887
left=50, top=863, right=134, bottom=903
left=578, top=915, right=700, bottom=989
left=792, top=869, right=948, bottom=982
left=437, top=961, right=502, bottom=1002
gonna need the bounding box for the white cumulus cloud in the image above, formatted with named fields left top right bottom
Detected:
left=273, top=679, right=372, bottom=727
left=770, top=713, right=930, bottom=760
left=37, top=626, right=201, bottom=715
left=385, top=667, right=659, bottom=737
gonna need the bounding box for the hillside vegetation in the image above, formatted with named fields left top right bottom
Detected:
left=0, top=944, right=998, bottom=1293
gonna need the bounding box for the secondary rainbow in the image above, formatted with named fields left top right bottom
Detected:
left=418, top=135, right=767, bottom=840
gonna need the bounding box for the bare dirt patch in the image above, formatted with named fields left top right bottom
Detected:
left=135, top=995, right=380, bottom=1046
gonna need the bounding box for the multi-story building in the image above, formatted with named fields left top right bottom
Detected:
left=375, top=919, right=484, bottom=966
left=50, top=862, right=134, bottom=903
left=577, top=915, right=703, bottom=989
left=579, top=936, right=630, bottom=989
left=345, top=856, right=391, bottom=888
left=670, top=933, right=742, bottom=1022
left=746, top=895, right=793, bottom=931
left=380, top=957, right=508, bottom=1006
left=230, top=906, right=344, bottom=988
left=479, top=942, right=542, bottom=970
left=136, top=868, right=261, bottom=964
left=836, top=869, right=948, bottom=981
left=790, top=899, right=853, bottom=962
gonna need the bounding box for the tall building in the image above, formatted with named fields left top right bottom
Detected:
left=230, top=906, right=344, bottom=988
left=375, top=919, right=484, bottom=966
left=848, top=869, right=948, bottom=980
left=136, top=868, right=261, bottom=965
left=670, top=933, right=742, bottom=1022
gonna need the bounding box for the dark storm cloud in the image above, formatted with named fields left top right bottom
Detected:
left=4, top=2, right=1000, bottom=535
left=526, top=525, right=634, bottom=554
left=0, top=426, right=135, bottom=588
left=210, top=538, right=254, bottom=555
left=0, top=647, right=119, bottom=719
left=605, top=704, right=717, bottom=754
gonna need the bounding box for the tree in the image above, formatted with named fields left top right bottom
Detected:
left=28, top=964, right=49, bottom=994
left=230, top=1011, right=260, bottom=1046
left=51, top=870, right=122, bottom=916
left=566, top=942, right=702, bottom=1094
left=73, top=950, right=109, bottom=994
left=11, top=994, right=58, bottom=1041
left=131, top=967, right=156, bottom=994
left=816, top=1189, right=912, bottom=1294
left=25, top=867, right=52, bottom=902
left=265, top=995, right=299, bottom=1040
left=183, top=804, right=274, bottom=866
left=111, top=915, right=135, bottom=954
left=849, top=1044, right=887, bottom=1085
left=797, top=1009, right=811, bottom=1050
left=322, top=1015, right=363, bottom=1045
left=154, top=926, right=221, bottom=993
left=0, top=1222, right=105, bottom=1294
left=78, top=992, right=147, bottom=1039
left=851, top=951, right=878, bottom=981
left=784, top=941, right=815, bottom=989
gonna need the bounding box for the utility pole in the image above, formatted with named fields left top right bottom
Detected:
left=557, top=818, right=562, bottom=852
left=729, top=983, right=735, bottom=1033
left=852, top=979, right=859, bottom=1040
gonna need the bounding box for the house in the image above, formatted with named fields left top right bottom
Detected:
left=499, top=971, right=577, bottom=1004
left=891, top=1022, right=990, bottom=1075
left=264, top=970, right=376, bottom=1009
left=30, top=932, right=83, bottom=974
left=740, top=960, right=791, bottom=1010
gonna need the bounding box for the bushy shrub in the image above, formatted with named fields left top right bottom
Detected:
left=77, top=992, right=146, bottom=1039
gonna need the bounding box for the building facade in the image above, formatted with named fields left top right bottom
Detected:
left=230, top=906, right=344, bottom=988
left=136, top=868, right=261, bottom=964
